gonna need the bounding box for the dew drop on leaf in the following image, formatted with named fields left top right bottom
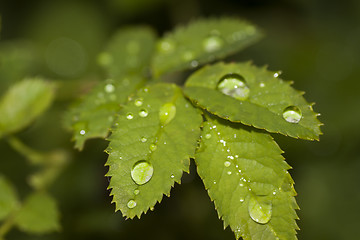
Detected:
left=248, top=196, right=272, bottom=224
left=134, top=98, right=143, bottom=107
left=134, top=189, right=140, bottom=195
left=139, top=109, right=148, bottom=117
left=217, top=73, right=250, bottom=100
left=140, top=137, right=147, bottom=143
left=224, top=161, right=231, bottom=167
left=205, top=133, right=212, bottom=139
left=126, top=113, right=134, bottom=120
left=104, top=83, right=115, bottom=93
left=79, top=129, right=86, bottom=135
left=157, top=39, right=176, bottom=53
left=203, top=35, right=224, bottom=52
left=149, top=144, right=157, bottom=152
left=127, top=199, right=137, bottom=209
left=282, top=106, right=302, bottom=123
left=131, top=161, right=154, bottom=185
left=159, top=103, right=176, bottom=125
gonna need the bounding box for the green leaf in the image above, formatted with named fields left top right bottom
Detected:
left=15, top=192, right=60, bottom=234
left=184, top=62, right=322, bottom=140
left=0, top=175, right=19, bottom=221
left=151, top=17, right=262, bottom=77
left=0, top=78, right=55, bottom=138
left=195, top=115, right=299, bottom=240
left=65, top=76, right=145, bottom=150
left=105, top=83, right=202, bottom=218
left=98, top=26, right=156, bottom=78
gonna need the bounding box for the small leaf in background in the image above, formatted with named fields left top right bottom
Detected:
left=65, top=76, right=145, bottom=150
left=106, top=83, right=202, bottom=218
left=0, top=175, right=19, bottom=221
left=0, top=78, right=55, bottom=138
left=98, top=26, right=156, bottom=78
left=184, top=62, right=322, bottom=140
left=151, top=17, right=262, bottom=77
left=195, top=115, right=298, bottom=240
left=14, top=192, right=60, bottom=234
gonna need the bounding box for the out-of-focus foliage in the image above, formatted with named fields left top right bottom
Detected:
left=0, top=0, right=359, bottom=239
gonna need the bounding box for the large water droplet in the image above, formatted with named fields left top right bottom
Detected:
left=217, top=73, right=250, bottom=100
left=127, top=199, right=137, bottom=209
left=203, top=35, right=224, bottom=52
left=205, top=133, right=212, bottom=139
left=159, top=103, right=176, bottom=125
left=134, top=98, right=143, bottom=107
left=139, top=109, right=148, bottom=118
left=126, top=113, right=134, bottom=120
left=282, top=106, right=302, bottom=123
left=131, top=161, right=154, bottom=185
left=248, top=196, right=272, bottom=224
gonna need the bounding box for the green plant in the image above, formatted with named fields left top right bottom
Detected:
left=0, top=17, right=322, bottom=240
left=65, top=18, right=322, bottom=239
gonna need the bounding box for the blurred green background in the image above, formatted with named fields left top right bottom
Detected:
left=1, top=0, right=359, bottom=239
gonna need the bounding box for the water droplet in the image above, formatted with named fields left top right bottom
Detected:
left=131, top=161, right=154, bottom=185
left=182, top=51, right=195, bottom=61
left=239, top=183, right=244, bottom=187
left=240, top=198, right=245, bottom=202
left=127, top=199, right=137, bottom=209
left=282, top=106, right=302, bottom=123
left=248, top=196, right=272, bottom=224
left=217, top=73, right=250, bottom=100
left=170, top=174, right=175, bottom=179
left=80, top=130, right=86, bottom=135
left=134, top=98, right=143, bottom=107
left=126, top=113, right=134, bottom=120
left=158, top=39, right=176, bottom=53
left=139, top=109, right=148, bottom=117
left=213, top=180, right=217, bottom=184
left=273, top=71, right=281, bottom=78
left=203, top=35, right=224, bottom=52
left=149, top=144, right=157, bottom=152
left=205, top=133, right=212, bottom=139
left=224, top=161, right=231, bottom=167
left=190, top=60, right=199, bottom=68
left=227, top=171, right=232, bottom=175
left=159, top=103, right=176, bottom=125
left=259, top=82, right=265, bottom=88
left=134, top=189, right=140, bottom=195
left=104, top=83, right=115, bottom=93
left=140, top=137, right=147, bottom=143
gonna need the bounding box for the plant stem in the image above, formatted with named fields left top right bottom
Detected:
left=6, top=136, right=45, bottom=165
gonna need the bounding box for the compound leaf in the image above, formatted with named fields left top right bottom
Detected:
left=0, top=175, right=19, bottom=221
left=195, top=115, right=299, bottom=240
left=105, top=83, right=202, bottom=218
left=184, top=62, right=322, bottom=140
left=0, top=78, right=55, bottom=138
left=65, top=76, right=144, bottom=150
left=98, top=26, right=156, bottom=78
left=15, top=191, right=60, bottom=234
left=151, top=17, right=262, bottom=77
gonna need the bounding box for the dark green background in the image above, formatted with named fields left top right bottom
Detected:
left=1, top=0, right=359, bottom=239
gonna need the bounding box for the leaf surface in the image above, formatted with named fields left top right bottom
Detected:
left=15, top=192, right=60, bottom=234
left=195, top=115, right=299, bottom=240
left=0, top=78, right=55, bottom=138
left=105, top=83, right=202, bottom=218
left=0, top=175, right=19, bottom=221
left=184, top=62, right=322, bottom=140
left=98, top=26, right=156, bottom=78
left=151, top=17, right=262, bottom=77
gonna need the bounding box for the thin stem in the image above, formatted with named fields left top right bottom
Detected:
left=6, top=136, right=45, bottom=165
left=0, top=211, right=18, bottom=240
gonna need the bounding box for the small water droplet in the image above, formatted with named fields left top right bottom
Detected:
left=259, top=82, right=265, bottom=88
left=239, top=183, right=244, bottom=187
left=205, top=133, right=212, bottom=139
left=140, top=137, right=147, bottom=143
left=149, top=144, right=157, bottom=152
left=240, top=198, right=245, bottom=202
left=127, top=199, right=137, bottom=209
left=134, top=189, right=140, bottom=195
left=139, top=109, right=148, bottom=117
left=248, top=196, right=272, bottom=224
left=126, top=113, right=134, bottom=120
left=134, top=98, right=143, bottom=107
left=131, top=161, right=154, bottom=185
left=282, top=106, right=302, bottom=123
left=203, top=35, right=224, bottom=52
left=224, top=161, right=231, bottom=167
left=170, top=174, right=175, bottom=179
left=159, top=103, right=176, bottom=125
left=182, top=51, right=195, bottom=61
left=273, top=72, right=281, bottom=78
left=104, top=83, right=115, bottom=93
left=80, top=130, right=86, bottom=135
left=227, top=171, right=232, bottom=175
left=272, top=191, right=277, bottom=195
left=190, top=60, right=199, bottom=68
left=217, top=73, right=250, bottom=100
left=213, top=180, right=217, bottom=184
left=158, top=39, right=176, bottom=53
